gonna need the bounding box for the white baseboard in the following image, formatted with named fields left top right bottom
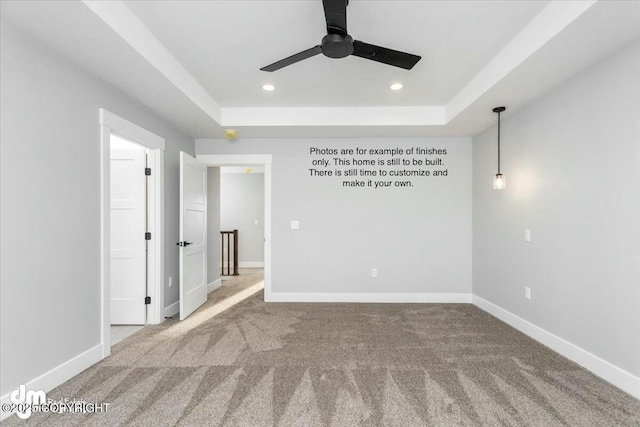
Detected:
left=163, top=300, right=179, bottom=318
left=226, top=262, right=264, bottom=268
left=208, top=278, right=222, bottom=294
left=1, top=344, right=102, bottom=421
left=472, top=295, right=640, bottom=400
left=265, top=292, right=472, bottom=303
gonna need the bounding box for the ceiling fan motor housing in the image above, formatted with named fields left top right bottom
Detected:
left=259, top=0, right=420, bottom=71
left=321, top=33, right=354, bottom=58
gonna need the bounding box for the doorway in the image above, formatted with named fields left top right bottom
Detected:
left=109, top=134, right=147, bottom=345
left=219, top=166, right=265, bottom=270
left=100, top=109, right=165, bottom=358
left=110, top=134, right=146, bottom=325
left=197, top=154, right=272, bottom=300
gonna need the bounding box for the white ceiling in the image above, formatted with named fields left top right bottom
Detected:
left=2, top=0, right=639, bottom=139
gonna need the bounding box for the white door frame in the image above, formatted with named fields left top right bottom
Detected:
left=196, top=154, right=272, bottom=299
left=100, top=109, right=165, bottom=358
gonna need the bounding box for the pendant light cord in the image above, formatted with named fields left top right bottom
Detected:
left=497, top=110, right=501, bottom=174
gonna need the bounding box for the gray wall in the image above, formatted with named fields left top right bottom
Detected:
left=220, top=171, right=265, bottom=264
left=0, top=23, right=194, bottom=396
left=197, top=137, right=472, bottom=294
left=207, top=167, right=221, bottom=284
left=472, top=41, right=640, bottom=377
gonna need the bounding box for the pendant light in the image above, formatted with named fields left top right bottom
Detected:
left=492, top=106, right=506, bottom=190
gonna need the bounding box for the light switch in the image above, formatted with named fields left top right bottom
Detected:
left=254, top=219, right=259, bottom=226
left=290, top=220, right=300, bottom=230
left=525, top=229, right=531, bottom=242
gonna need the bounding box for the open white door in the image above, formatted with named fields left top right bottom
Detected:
left=110, top=143, right=146, bottom=325
left=179, top=152, right=208, bottom=320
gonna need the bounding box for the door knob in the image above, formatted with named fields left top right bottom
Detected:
left=176, top=241, right=193, bottom=247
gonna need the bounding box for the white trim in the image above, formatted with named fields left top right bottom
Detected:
left=265, top=292, right=472, bottom=303
left=100, top=124, right=111, bottom=358
left=164, top=301, right=179, bottom=318
left=85, top=1, right=221, bottom=123
left=472, top=295, right=640, bottom=400
left=100, top=108, right=166, bottom=362
left=220, top=166, right=265, bottom=174
left=146, top=149, right=165, bottom=325
left=197, top=154, right=272, bottom=165
left=264, top=163, right=272, bottom=303
left=196, top=154, right=272, bottom=303
left=446, top=0, right=596, bottom=122
left=238, top=262, right=264, bottom=268
left=208, top=278, right=222, bottom=294
left=221, top=106, right=445, bottom=127
left=0, top=344, right=102, bottom=421
left=99, top=109, right=165, bottom=151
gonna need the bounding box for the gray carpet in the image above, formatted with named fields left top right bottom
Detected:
left=5, top=281, right=639, bottom=425
left=212, top=268, right=265, bottom=304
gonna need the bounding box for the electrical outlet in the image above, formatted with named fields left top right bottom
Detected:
left=371, top=268, right=378, bottom=278
left=291, top=220, right=300, bottom=230
left=525, top=229, right=531, bottom=242
left=524, top=286, right=531, bottom=300
left=168, top=276, right=173, bottom=287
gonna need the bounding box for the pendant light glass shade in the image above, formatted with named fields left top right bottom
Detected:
left=493, top=106, right=506, bottom=190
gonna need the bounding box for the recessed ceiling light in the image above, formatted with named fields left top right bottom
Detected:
left=390, top=83, right=403, bottom=91
left=262, top=84, right=275, bottom=91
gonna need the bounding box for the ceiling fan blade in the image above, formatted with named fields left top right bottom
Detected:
left=322, top=0, right=347, bottom=35
left=260, top=45, right=322, bottom=72
left=352, top=40, right=421, bottom=70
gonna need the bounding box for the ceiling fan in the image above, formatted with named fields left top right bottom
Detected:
left=260, top=0, right=421, bottom=72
